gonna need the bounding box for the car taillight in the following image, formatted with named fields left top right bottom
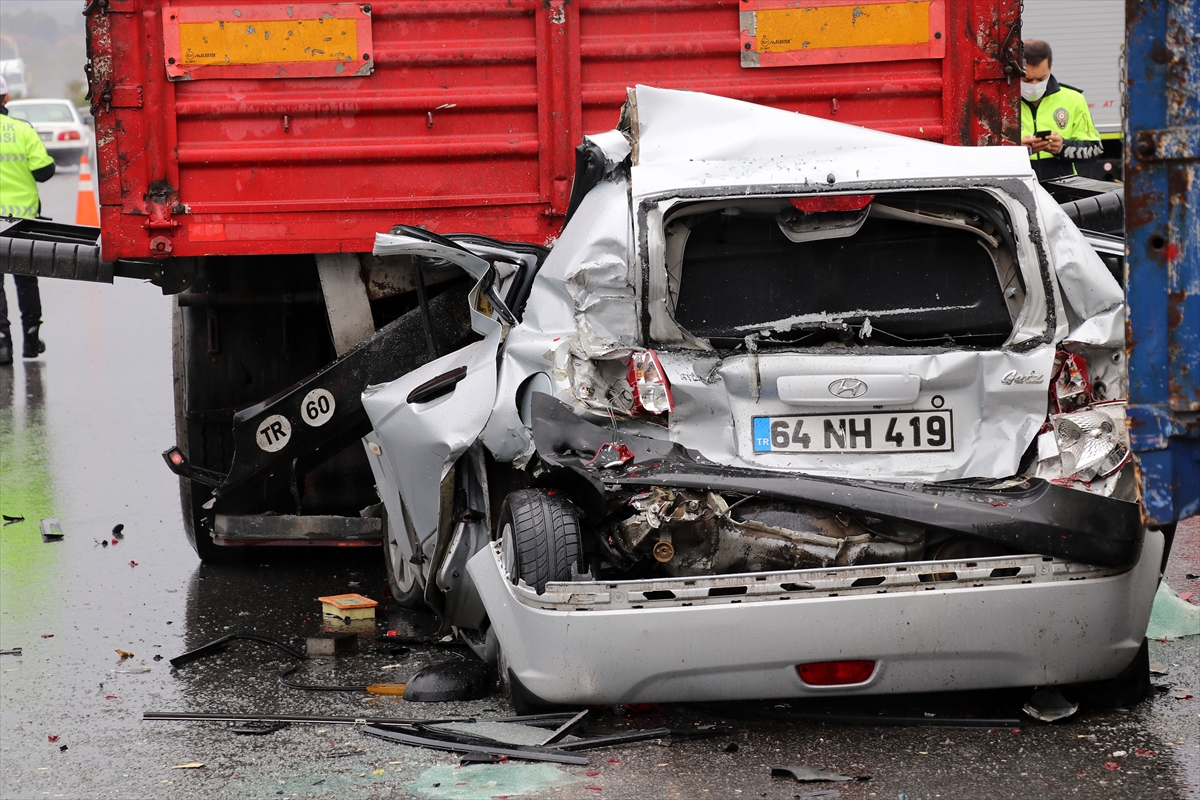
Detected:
left=1051, top=401, right=1131, bottom=481
left=627, top=349, right=673, bottom=415
left=57, top=131, right=81, bottom=141
left=796, top=660, right=876, bottom=686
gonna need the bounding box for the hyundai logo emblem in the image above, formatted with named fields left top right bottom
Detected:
left=828, top=378, right=868, bottom=399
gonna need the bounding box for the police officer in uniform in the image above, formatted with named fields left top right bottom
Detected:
left=0, top=74, right=55, bottom=365
left=1019, top=40, right=1103, bottom=182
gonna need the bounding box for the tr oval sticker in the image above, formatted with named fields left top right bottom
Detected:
left=302, top=388, right=336, bottom=427
left=257, top=414, right=292, bottom=452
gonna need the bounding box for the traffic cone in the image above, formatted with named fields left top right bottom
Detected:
left=75, top=154, right=100, bottom=227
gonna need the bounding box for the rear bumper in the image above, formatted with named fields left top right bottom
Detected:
left=530, top=394, right=1145, bottom=567
left=468, top=531, right=1162, bottom=705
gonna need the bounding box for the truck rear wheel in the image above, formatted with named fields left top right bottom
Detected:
left=172, top=299, right=228, bottom=561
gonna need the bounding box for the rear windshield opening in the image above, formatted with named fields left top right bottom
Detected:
left=663, top=191, right=1022, bottom=348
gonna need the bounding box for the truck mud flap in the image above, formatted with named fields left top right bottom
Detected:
left=528, top=394, right=1143, bottom=568
left=166, top=283, right=474, bottom=497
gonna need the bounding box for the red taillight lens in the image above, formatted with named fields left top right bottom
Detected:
left=627, top=349, right=674, bottom=415
left=57, top=131, right=82, bottom=141
left=796, top=660, right=875, bottom=686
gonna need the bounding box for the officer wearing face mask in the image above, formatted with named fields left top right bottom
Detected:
left=1019, top=40, right=1102, bottom=181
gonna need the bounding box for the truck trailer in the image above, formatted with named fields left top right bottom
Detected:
left=0, top=0, right=1054, bottom=559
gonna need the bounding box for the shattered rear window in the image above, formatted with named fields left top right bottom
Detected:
left=665, top=191, right=1021, bottom=347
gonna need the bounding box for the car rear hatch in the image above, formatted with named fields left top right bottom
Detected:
left=641, top=186, right=1055, bottom=483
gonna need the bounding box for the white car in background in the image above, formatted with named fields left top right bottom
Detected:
left=7, top=99, right=90, bottom=168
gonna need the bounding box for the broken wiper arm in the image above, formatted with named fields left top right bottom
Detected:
left=546, top=727, right=673, bottom=750
left=144, top=711, right=473, bottom=725
left=360, top=724, right=589, bottom=765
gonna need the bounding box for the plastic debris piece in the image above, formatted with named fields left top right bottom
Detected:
left=110, top=668, right=152, bottom=674
left=717, top=742, right=739, bottom=753
left=59, top=745, right=68, bottom=752
left=40, top=519, right=63, bottom=542
left=0, top=648, right=22, bottom=656
left=588, top=442, right=635, bottom=469
left=116, top=649, right=134, bottom=661
left=97, top=539, right=108, bottom=547
left=1111, top=750, right=1127, bottom=757
left=106, top=695, right=118, bottom=700
left=403, top=660, right=492, bottom=703
left=2, top=514, right=25, bottom=525
left=129, top=561, right=138, bottom=568
left=1051, top=351, right=1093, bottom=413
left=41, top=634, right=53, bottom=639
left=1135, top=749, right=1157, bottom=757
left=170, top=633, right=307, bottom=668
left=47, top=735, right=58, bottom=742
left=771, top=766, right=867, bottom=783
left=111, top=538, right=118, bottom=545
left=459, top=752, right=502, bottom=764
left=796, top=792, right=841, bottom=799
left=1174, top=692, right=1193, bottom=700
left=170, top=762, right=205, bottom=769
left=306, top=632, right=358, bottom=656
left=1179, top=592, right=1194, bottom=603
left=1104, top=762, right=1120, bottom=771
left=112, top=524, right=124, bottom=538
left=1146, top=582, right=1200, bottom=640
left=1022, top=688, right=1079, bottom=722
left=230, top=720, right=290, bottom=735
left=153, top=655, right=163, bottom=661
left=366, top=684, right=407, bottom=696
left=1149, top=661, right=1168, bottom=674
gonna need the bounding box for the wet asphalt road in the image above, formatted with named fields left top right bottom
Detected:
left=0, top=170, right=1197, bottom=800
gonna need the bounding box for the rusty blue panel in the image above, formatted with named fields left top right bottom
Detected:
left=1125, top=0, right=1200, bottom=525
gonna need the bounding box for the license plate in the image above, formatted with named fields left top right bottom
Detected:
left=38, top=132, right=52, bottom=141
left=752, top=411, right=954, bottom=454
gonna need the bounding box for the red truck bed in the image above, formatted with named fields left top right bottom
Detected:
left=88, top=0, right=1022, bottom=261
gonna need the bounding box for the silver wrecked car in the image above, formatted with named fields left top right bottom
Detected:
left=361, top=86, right=1158, bottom=710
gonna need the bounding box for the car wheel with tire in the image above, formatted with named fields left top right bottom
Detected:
left=497, top=489, right=584, bottom=594
left=382, top=509, right=424, bottom=609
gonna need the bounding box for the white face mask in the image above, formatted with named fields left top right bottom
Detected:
left=1022, top=80, right=1048, bottom=102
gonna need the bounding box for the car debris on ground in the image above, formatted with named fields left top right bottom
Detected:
left=39, top=519, right=62, bottom=542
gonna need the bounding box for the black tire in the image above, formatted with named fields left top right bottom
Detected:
left=173, top=299, right=229, bottom=562
left=498, top=489, right=583, bottom=594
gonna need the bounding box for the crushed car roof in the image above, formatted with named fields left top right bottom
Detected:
left=621, top=85, right=1036, bottom=195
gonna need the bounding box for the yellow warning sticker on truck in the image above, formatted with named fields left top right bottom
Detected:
left=163, top=3, right=373, bottom=81
left=741, top=0, right=946, bottom=68
left=178, top=18, right=358, bottom=66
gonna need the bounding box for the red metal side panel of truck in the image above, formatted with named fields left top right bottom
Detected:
left=87, top=0, right=1022, bottom=261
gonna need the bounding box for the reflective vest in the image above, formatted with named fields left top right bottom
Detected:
left=0, top=111, right=54, bottom=219
left=1021, top=76, right=1102, bottom=170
